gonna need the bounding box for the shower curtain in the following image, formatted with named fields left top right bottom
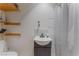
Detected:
left=68, top=3, right=79, bottom=56
left=55, top=3, right=79, bottom=56
left=55, top=3, right=69, bottom=56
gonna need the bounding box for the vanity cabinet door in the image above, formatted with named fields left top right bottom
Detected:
left=34, top=47, right=51, bottom=56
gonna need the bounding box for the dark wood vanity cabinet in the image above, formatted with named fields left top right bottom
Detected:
left=34, top=42, right=51, bottom=56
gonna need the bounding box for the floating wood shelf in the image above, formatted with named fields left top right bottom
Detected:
left=0, top=21, right=4, bottom=23
left=4, top=21, right=21, bottom=25
left=4, top=32, right=21, bottom=36
left=0, top=3, right=19, bottom=11
left=0, top=21, right=21, bottom=25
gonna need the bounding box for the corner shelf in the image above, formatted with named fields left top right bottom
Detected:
left=4, top=32, right=21, bottom=36
left=0, top=3, right=21, bottom=37
left=0, top=3, right=19, bottom=11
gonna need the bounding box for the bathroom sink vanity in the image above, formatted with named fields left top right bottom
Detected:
left=34, top=36, right=52, bottom=56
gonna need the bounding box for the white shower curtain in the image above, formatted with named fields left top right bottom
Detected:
left=55, top=3, right=69, bottom=56
left=68, top=3, right=79, bottom=56
left=55, top=3, right=79, bottom=56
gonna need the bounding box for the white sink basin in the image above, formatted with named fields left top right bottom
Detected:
left=34, top=36, right=52, bottom=46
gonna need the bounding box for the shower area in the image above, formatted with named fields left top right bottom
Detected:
left=34, top=3, right=79, bottom=56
